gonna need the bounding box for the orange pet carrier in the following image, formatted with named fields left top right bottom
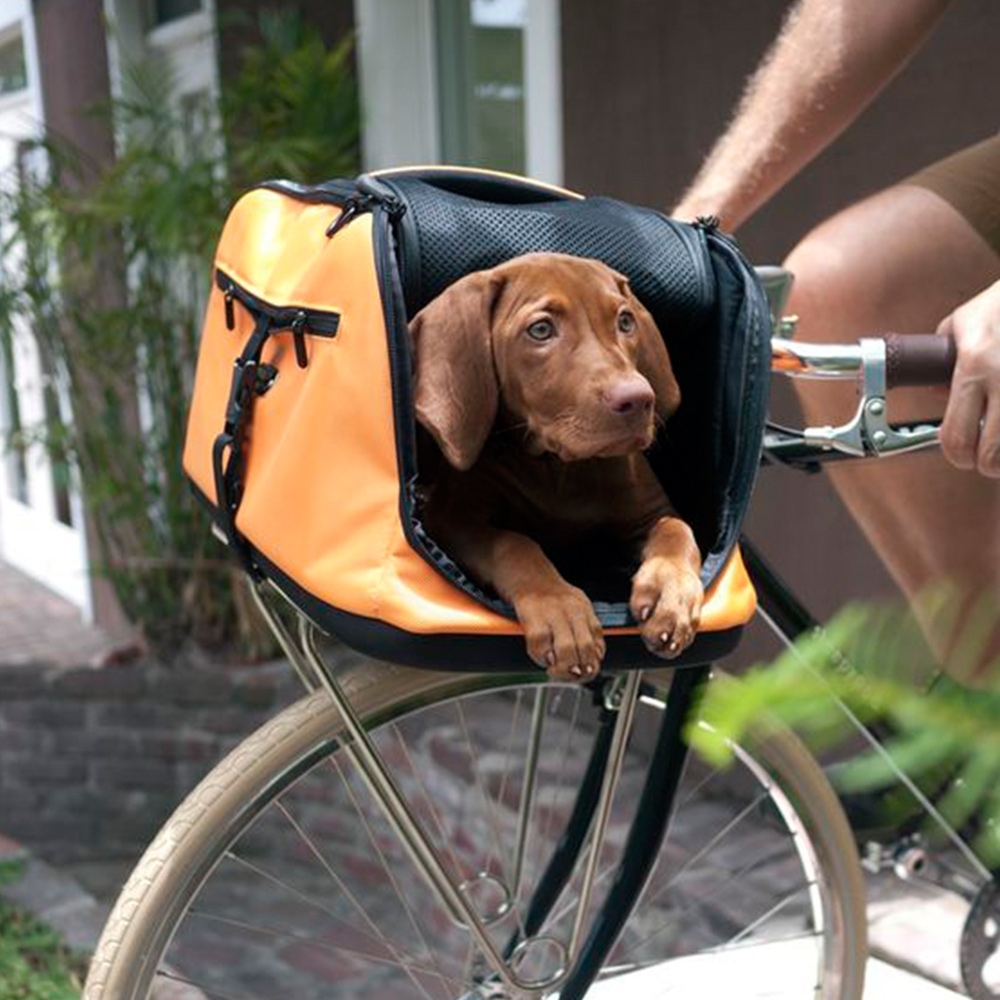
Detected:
left=183, top=168, right=770, bottom=670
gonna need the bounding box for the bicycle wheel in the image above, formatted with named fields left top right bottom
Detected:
left=83, top=661, right=866, bottom=999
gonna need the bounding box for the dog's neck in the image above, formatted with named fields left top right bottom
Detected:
left=484, top=432, right=646, bottom=489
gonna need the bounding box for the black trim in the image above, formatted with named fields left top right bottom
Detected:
left=254, top=542, right=743, bottom=672
left=370, top=197, right=522, bottom=622
left=372, top=170, right=766, bottom=625
left=189, top=480, right=743, bottom=672
left=699, top=231, right=772, bottom=586
left=255, top=177, right=358, bottom=205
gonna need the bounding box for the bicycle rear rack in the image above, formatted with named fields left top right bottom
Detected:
left=250, top=579, right=707, bottom=999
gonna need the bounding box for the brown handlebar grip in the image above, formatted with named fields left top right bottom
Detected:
left=884, top=333, right=956, bottom=389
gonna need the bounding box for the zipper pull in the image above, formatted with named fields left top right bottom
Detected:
left=292, top=311, right=310, bottom=368
left=224, top=284, right=236, bottom=330
left=325, top=194, right=368, bottom=238
left=694, top=215, right=721, bottom=233
left=325, top=180, right=406, bottom=238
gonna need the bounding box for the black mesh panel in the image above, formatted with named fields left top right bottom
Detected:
left=387, top=177, right=714, bottom=330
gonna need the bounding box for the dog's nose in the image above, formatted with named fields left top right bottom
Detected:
left=604, top=377, right=655, bottom=415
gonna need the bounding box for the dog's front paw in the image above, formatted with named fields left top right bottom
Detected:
left=630, top=557, right=703, bottom=659
left=515, top=585, right=606, bottom=682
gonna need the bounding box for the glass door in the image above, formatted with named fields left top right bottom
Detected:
left=433, top=0, right=562, bottom=182
left=436, top=0, right=528, bottom=173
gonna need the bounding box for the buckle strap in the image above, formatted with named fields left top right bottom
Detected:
left=211, top=312, right=272, bottom=577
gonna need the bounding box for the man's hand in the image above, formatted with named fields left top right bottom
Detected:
left=938, top=279, right=1000, bottom=477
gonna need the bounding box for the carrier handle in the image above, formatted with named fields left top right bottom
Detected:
left=885, top=333, right=956, bottom=389
left=376, top=166, right=575, bottom=206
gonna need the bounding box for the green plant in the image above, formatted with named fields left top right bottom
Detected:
left=690, top=590, right=1000, bottom=864
left=0, top=863, right=87, bottom=999
left=224, top=9, right=360, bottom=188
left=0, top=14, right=359, bottom=657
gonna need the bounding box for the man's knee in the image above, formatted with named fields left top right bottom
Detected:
left=782, top=184, right=1000, bottom=340
left=782, top=230, right=863, bottom=341
left=782, top=186, right=926, bottom=338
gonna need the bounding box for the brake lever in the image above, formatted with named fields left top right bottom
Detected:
left=803, top=338, right=941, bottom=457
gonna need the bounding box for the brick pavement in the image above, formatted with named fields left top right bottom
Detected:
left=0, top=559, right=117, bottom=668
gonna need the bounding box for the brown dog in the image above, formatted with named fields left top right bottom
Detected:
left=410, top=252, right=703, bottom=681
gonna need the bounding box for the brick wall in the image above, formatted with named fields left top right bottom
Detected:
left=0, top=650, right=354, bottom=864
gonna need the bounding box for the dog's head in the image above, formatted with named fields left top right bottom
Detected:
left=409, top=252, right=681, bottom=470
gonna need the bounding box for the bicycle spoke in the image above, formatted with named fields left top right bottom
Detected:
left=324, top=754, right=456, bottom=995
left=494, top=688, right=526, bottom=836
left=184, top=909, right=468, bottom=990
left=154, top=966, right=252, bottom=1000
left=455, top=698, right=516, bottom=883
left=222, top=850, right=388, bottom=939
left=212, top=851, right=452, bottom=999
left=618, top=852, right=777, bottom=958
left=388, top=722, right=469, bottom=885
left=539, top=688, right=585, bottom=861
left=655, top=791, right=771, bottom=893
left=602, top=930, right=825, bottom=1000
left=461, top=702, right=536, bottom=945
left=273, top=800, right=444, bottom=1000
left=721, top=884, right=813, bottom=949
left=712, top=927, right=823, bottom=954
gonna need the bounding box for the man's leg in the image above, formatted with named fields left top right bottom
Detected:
left=784, top=183, right=1000, bottom=686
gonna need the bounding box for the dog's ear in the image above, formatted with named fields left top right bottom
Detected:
left=617, top=276, right=681, bottom=421
left=409, top=271, right=503, bottom=470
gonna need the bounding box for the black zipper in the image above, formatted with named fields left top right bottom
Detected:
left=678, top=217, right=716, bottom=316
left=703, top=230, right=771, bottom=584
left=215, top=268, right=341, bottom=368
left=369, top=201, right=516, bottom=621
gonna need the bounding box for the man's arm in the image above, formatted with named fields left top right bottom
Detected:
left=672, top=0, right=954, bottom=229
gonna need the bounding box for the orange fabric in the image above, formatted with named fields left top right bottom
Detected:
left=184, top=186, right=757, bottom=640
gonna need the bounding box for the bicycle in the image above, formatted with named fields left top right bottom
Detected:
left=82, top=239, right=981, bottom=998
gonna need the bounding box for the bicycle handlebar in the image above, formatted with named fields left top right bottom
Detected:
left=771, top=333, right=956, bottom=389
left=760, top=264, right=956, bottom=461
left=768, top=333, right=956, bottom=461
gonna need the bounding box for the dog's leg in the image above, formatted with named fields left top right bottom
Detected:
left=630, top=517, right=703, bottom=658
left=451, top=524, right=606, bottom=681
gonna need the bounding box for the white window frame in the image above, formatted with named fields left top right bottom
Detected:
left=0, top=2, right=91, bottom=613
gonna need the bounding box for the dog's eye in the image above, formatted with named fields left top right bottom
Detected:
left=618, top=311, right=636, bottom=335
left=526, top=319, right=556, bottom=342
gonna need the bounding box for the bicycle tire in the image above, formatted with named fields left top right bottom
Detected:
left=83, top=662, right=866, bottom=999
